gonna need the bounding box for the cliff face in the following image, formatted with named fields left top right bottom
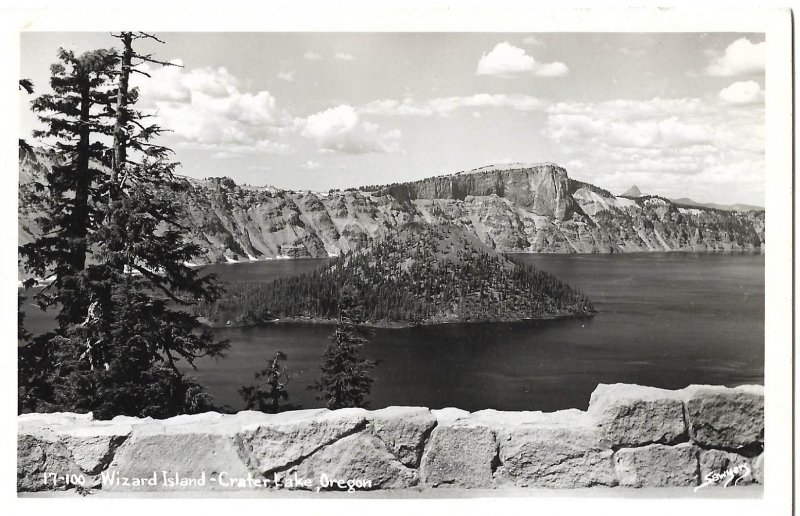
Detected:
left=18, top=151, right=765, bottom=265
left=176, top=178, right=416, bottom=263
left=170, top=167, right=764, bottom=263
left=17, top=383, right=764, bottom=492
left=378, top=163, right=579, bottom=221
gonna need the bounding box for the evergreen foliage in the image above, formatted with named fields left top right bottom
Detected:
left=18, top=35, right=228, bottom=418
left=309, top=285, right=376, bottom=409
left=20, top=48, right=119, bottom=324
left=197, top=223, right=595, bottom=326
left=239, top=351, right=301, bottom=413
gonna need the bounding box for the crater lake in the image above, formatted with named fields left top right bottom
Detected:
left=19, top=252, right=764, bottom=412
left=185, top=252, right=764, bottom=412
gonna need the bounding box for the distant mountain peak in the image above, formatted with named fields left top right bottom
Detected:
left=621, top=185, right=642, bottom=197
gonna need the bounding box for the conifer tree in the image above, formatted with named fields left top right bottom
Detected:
left=239, top=351, right=300, bottom=413
left=19, top=48, right=116, bottom=412
left=310, top=284, right=376, bottom=409
left=18, top=35, right=228, bottom=418
left=20, top=48, right=118, bottom=323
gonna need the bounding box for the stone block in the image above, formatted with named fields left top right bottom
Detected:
left=370, top=406, right=436, bottom=468
left=614, top=443, right=699, bottom=487
left=17, top=434, right=84, bottom=492
left=589, top=383, right=687, bottom=447
left=682, top=385, right=764, bottom=449
left=419, top=420, right=496, bottom=488
left=239, top=408, right=369, bottom=474
left=494, top=409, right=617, bottom=488
left=698, top=449, right=756, bottom=486
left=103, top=412, right=261, bottom=491
left=752, top=453, right=764, bottom=484
left=293, top=432, right=417, bottom=490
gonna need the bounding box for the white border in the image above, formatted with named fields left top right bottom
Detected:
left=0, top=2, right=793, bottom=516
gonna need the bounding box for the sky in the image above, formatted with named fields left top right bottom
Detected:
left=20, top=32, right=765, bottom=205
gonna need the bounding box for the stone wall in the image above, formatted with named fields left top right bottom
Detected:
left=17, top=383, right=764, bottom=493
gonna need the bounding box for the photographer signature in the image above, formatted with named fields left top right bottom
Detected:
left=694, top=463, right=751, bottom=492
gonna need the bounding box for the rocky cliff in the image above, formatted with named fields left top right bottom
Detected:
left=371, top=163, right=580, bottom=221
left=18, top=150, right=765, bottom=265
left=17, top=383, right=764, bottom=493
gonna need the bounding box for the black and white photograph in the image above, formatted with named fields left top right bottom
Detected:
left=3, top=2, right=793, bottom=514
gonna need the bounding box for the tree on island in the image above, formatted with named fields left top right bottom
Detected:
left=310, top=284, right=377, bottom=409
left=239, top=351, right=301, bottom=413
left=18, top=34, right=228, bottom=419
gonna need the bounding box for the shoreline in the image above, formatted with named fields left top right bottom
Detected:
left=201, top=311, right=597, bottom=330
left=196, top=247, right=764, bottom=268
left=18, top=250, right=765, bottom=287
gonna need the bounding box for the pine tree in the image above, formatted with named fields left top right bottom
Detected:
left=239, top=351, right=300, bottom=413
left=310, top=284, right=376, bottom=409
left=18, top=36, right=228, bottom=418
left=20, top=48, right=119, bottom=324
left=18, top=49, right=118, bottom=413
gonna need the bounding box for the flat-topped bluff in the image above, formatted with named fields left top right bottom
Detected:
left=370, top=163, right=579, bottom=221
left=18, top=383, right=764, bottom=493
left=18, top=148, right=765, bottom=266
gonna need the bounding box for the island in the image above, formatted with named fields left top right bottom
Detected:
left=194, top=221, right=595, bottom=327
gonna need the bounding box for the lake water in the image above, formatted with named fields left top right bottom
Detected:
left=188, top=252, right=765, bottom=412
left=20, top=253, right=764, bottom=413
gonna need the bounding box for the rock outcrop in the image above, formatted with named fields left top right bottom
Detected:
left=621, top=185, right=642, bottom=198
left=18, top=383, right=764, bottom=493
left=18, top=150, right=765, bottom=271
left=376, top=163, right=579, bottom=221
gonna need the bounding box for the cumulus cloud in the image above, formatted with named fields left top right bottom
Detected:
left=544, top=97, right=764, bottom=201
left=719, top=81, right=764, bottom=104
left=547, top=112, right=713, bottom=149
left=705, top=37, right=765, bottom=76
left=522, top=36, right=544, bottom=47
left=359, top=98, right=435, bottom=117
left=303, top=51, right=322, bottom=60
left=183, top=141, right=291, bottom=160
left=277, top=70, right=296, bottom=82
left=299, top=104, right=401, bottom=154
left=360, top=93, right=543, bottom=117
left=135, top=62, right=291, bottom=155
left=301, top=160, right=322, bottom=170
left=430, top=94, right=543, bottom=114
left=476, top=42, right=568, bottom=78
left=334, top=53, right=355, bottom=61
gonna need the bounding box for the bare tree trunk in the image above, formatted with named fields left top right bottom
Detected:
left=72, top=79, right=92, bottom=273
left=112, top=31, right=133, bottom=194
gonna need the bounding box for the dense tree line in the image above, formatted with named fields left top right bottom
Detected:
left=196, top=223, right=595, bottom=326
